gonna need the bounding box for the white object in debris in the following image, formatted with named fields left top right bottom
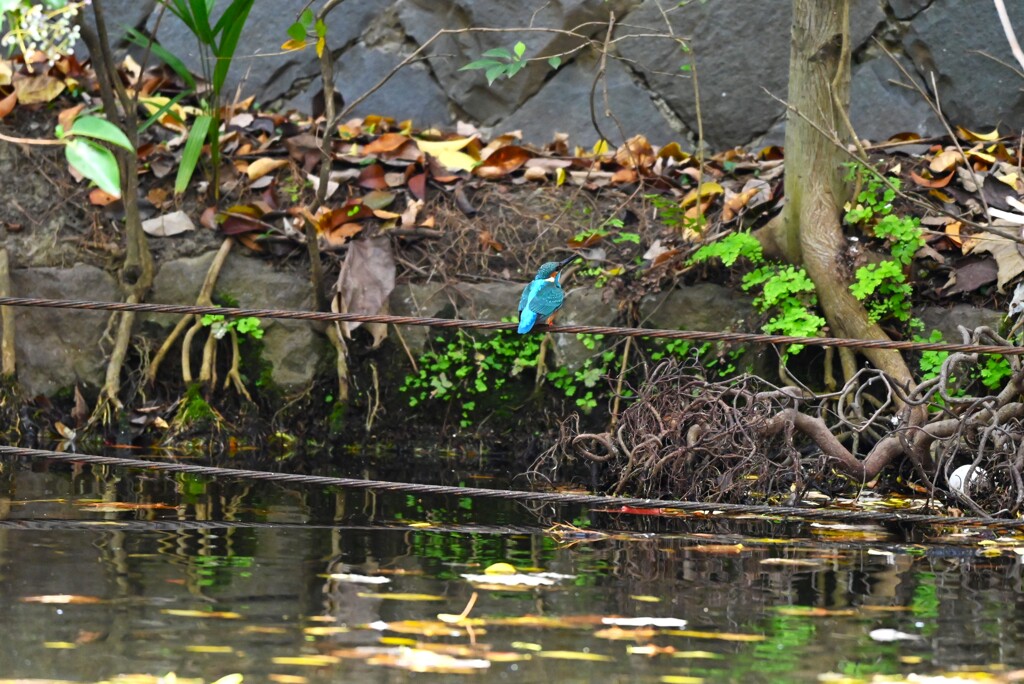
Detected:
left=948, top=464, right=989, bottom=497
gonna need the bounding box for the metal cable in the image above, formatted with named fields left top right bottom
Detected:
left=1, top=445, right=1018, bottom=528
left=0, top=295, right=1019, bottom=356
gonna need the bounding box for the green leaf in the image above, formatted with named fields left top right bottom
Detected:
left=484, top=64, right=507, bottom=85
left=69, top=116, right=134, bottom=151
left=287, top=21, right=305, bottom=42
left=513, top=41, right=526, bottom=58
left=548, top=56, right=561, bottom=69
left=481, top=47, right=512, bottom=60
left=315, top=18, right=327, bottom=38
left=460, top=58, right=502, bottom=72
left=175, top=114, right=213, bottom=195
left=211, top=0, right=255, bottom=93
left=65, top=139, right=122, bottom=198
left=299, top=8, right=314, bottom=26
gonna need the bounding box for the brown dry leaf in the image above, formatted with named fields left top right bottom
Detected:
left=358, top=163, right=388, bottom=190
left=479, top=132, right=521, bottom=159
left=363, top=132, right=411, bottom=155
left=57, top=103, right=85, bottom=131
left=334, top=236, right=396, bottom=337
left=972, top=235, right=1024, bottom=291
left=88, top=188, right=120, bottom=206
left=475, top=145, right=532, bottom=179
left=0, top=89, right=16, bottom=119
left=218, top=204, right=265, bottom=236
left=615, top=134, right=655, bottom=169
left=611, top=168, right=639, bottom=184
left=929, top=148, right=961, bottom=173
left=478, top=230, right=504, bottom=252
left=147, top=187, right=170, bottom=209
left=910, top=169, right=954, bottom=188
left=12, top=72, right=64, bottom=103
left=246, top=157, right=289, bottom=180
left=522, top=166, right=547, bottom=181
left=323, top=222, right=362, bottom=248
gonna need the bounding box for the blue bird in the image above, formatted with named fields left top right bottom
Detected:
left=517, top=255, right=579, bottom=334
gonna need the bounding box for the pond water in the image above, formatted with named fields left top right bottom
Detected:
left=1, top=456, right=1024, bottom=683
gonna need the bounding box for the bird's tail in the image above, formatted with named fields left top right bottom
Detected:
left=517, top=310, right=538, bottom=334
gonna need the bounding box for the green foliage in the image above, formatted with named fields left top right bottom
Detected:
left=150, top=0, right=256, bottom=195
left=916, top=330, right=947, bottom=380
left=461, top=41, right=561, bottom=85
left=547, top=335, right=617, bottom=411
left=401, top=326, right=541, bottom=427
left=691, top=232, right=824, bottom=355
left=285, top=7, right=327, bottom=52
left=55, top=114, right=135, bottom=198
left=691, top=231, right=762, bottom=267
left=200, top=313, right=264, bottom=340
left=647, top=192, right=705, bottom=235
left=980, top=355, right=1013, bottom=390
left=843, top=163, right=924, bottom=325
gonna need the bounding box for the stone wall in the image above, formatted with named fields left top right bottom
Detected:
left=104, top=0, right=1024, bottom=149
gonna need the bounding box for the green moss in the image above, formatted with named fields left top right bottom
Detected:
left=175, top=383, right=217, bottom=427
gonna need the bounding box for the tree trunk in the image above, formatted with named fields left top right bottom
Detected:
left=767, top=0, right=913, bottom=388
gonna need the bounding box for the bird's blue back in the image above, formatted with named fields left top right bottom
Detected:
left=517, top=277, right=565, bottom=333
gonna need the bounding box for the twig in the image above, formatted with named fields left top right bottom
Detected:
left=994, top=0, right=1024, bottom=73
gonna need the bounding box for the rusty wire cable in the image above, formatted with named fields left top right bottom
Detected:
left=0, top=445, right=1020, bottom=528
left=0, top=295, right=1020, bottom=356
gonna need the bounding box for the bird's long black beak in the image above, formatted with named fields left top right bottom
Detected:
left=556, top=254, right=580, bottom=270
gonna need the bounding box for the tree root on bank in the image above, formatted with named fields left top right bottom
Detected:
left=534, top=328, right=1024, bottom=515
left=144, top=237, right=252, bottom=401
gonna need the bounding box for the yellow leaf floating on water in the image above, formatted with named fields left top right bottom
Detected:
left=161, top=609, right=242, bottom=619
left=536, top=650, right=615, bottom=662
left=185, top=645, right=235, bottom=654
left=661, top=676, right=704, bottom=684
left=356, top=592, right=446, bottom=601
left=44, top=641, right=78, bottom=649
left=21, top=594, right=105, bottom=604
left=484, top=562, right=517, bottom=575
left=272, top=655, right=341, bottom=666
left=414, top=137, right=478, bottom=172
left=665, top=629, right=766, bottom=642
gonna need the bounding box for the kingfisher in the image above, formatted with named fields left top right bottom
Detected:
left=517, top=254, right=579, bottom=334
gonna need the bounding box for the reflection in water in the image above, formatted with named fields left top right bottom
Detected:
left=0, top=461, right=1023, bottom=682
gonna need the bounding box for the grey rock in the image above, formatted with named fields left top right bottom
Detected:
left=888, top=0, right=932, bottom=20
left=398, top=0, right=640, bottom=124
left=150, top=251, right=326, bottom=391
left=618, top=0, right=884, bottom=149
left=388, top=282, right=448, bottom=352
left=146, top=0, right=384, bottom=105
left=903, top=0, right=1024, bottom=131
left=850, top=51, right=944, bottom=140
left=84, top=0, right=156, bottom=40
left=640, top=282, right=754, bottom=332
left=500, top=51, right=684, bottom=147
left=916, top=304, right=1004, bottom=344
left=552, top=286, right=616, bottom=369
left=3, top=265, right=119, bottom=397
left=287, top=43, right=451, bottom=125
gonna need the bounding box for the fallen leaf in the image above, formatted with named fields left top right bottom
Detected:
left=929, top=148, right=961, bottom=173
left=615, top=134, right=655, bottom=169
left=363, top=132, right=412, bottom=155
left=416, top=137, right=478, bottom=172
left=12, top=72, right=64, bottom=103
left=475, top=145, right=532, bottom=179
left=478, top=229, right=504, bottom=252
left=680, top=182, right=723, bottom=209
left=323, top=222, right=362, bottom=248
left=246, top=156, right=289, bottom=180
left=966, top=237, right=1024, bottom=290
left=956, top=125, right=1000, bottom=141
left=88, top=188, right=120, bottom=206
left=0, top=89, right=16, bottom=119
left=910, top=169, right=954, bottom=188
left=142, top=210, right=196, bottom=237
left=334, top=236, right=396, bottom=336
